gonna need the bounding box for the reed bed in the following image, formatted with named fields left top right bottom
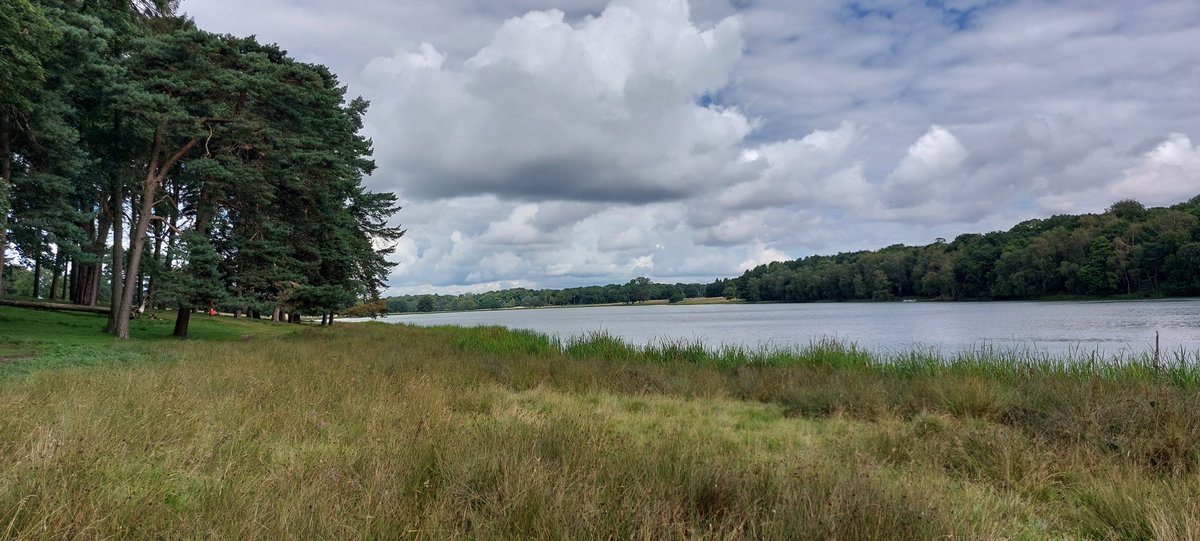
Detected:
left=457, top=325, right=1200, bottom=385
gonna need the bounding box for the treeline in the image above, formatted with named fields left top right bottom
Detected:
left=386, top=277, right=722, bottom=313
left=0, top=1, right=403, bottom=337
left=734, top=197, right=1200, bottom=302
left=381, top=196, right=1200, bottom=315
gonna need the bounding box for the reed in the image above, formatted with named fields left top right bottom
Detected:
left=451, top=325, right=1200, bottom=386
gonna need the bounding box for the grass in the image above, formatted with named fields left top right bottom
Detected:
left=0, top=308, right=1198, bottom=539
left=0, top=305, right=296, bottom=379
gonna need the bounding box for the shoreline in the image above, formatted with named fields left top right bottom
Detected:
left=375, top=293, right=1187, bottom=317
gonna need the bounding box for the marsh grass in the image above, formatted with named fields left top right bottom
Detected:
left=459, top=325, right=1200, bottom=384
left=0, top=310, right=1198, bottom=539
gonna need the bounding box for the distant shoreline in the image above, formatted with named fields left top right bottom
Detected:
left=373, top=292, right=1186, bottom=317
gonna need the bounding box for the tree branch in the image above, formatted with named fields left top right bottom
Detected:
left=149, top=214, right=186, bottom=235
left=156, top=137, right=201, bottom=182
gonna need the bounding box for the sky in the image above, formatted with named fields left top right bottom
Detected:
left=179, top=0, right=1200, bottom=296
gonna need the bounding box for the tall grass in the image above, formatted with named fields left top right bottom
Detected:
left=449, top=325, right=1200, bottom=480
left=454, top=325, right=1200, bottom=385
left=0, top=310, right=1199, bottom=538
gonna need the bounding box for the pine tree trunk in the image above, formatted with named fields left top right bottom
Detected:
left=115, top=174, right=157, bottom=339
left=327, top=312, right=334, bottom=327
left=72, top=215, right=90, bottom=304
left=146, top=219, right=164, bottom=310
left=271, top=306, right=281, bottom=322
left=173, top=307, right=191, bottom=338
left=172, top=182, right=215, bottom=340
left=72, top=215, right=106, bottom=306
left=62, top=259, right=71, bottom=301
left=321, top=313, right=328, bottom=326
left=130, top=192, right=142, bottom=309
left=31, top=237, right=42, bottom=298
left=66, top=259, right=74, bottom=300
left=69, top=257, right=78, bottom=302
left=49, top=250, right=63, bottom=300
left=0, top=113, right=10, bottom=299
left=114, top=126, right=199, bottom=339
left=107, top=182, right=124, bottom=332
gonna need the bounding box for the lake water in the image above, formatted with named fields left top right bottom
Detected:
left=354, top=299, right=1200, bottom=358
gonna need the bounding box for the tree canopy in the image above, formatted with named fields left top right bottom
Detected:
left=733, top=197, right=1200, bottom=303
left=1, top=1, right=403, bottom=338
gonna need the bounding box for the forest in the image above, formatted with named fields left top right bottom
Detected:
left=381, top=277, right=716, bottom=314
left=0, top=0, right=404, bottom=337
left=734, top=197, right=1200, bottom=302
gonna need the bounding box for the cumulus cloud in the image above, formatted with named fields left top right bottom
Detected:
left=884, top=126, right=969, bottom=208
left=738, top=243, right=790, bottom=272
left=1111, top=134, right=1200, bottom=206
left=478, top=204, right=553, bottom=245
left=715, top=122, right=871, bottom=211
left=362, top=0, right=753, bottom=203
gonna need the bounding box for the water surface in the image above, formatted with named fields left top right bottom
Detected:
left=355, top=299, right=1200, bottom=357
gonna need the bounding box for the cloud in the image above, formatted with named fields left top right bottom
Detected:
left=467, top=251, right=526, bottom=282
left=738, top=243, right=790, bottom=272
left=1111, top=134, right=1200, bottom=205
left=714, top=122, right=871, bottom=211
left=884, top=126, right=969, bottom=208
left=478, top=204, right=554, bottom=245
left=362, top=0, right=753, bottom=203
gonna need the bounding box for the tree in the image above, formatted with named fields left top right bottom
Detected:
left=1108, top=199, right=1147, bottom=221
left=110, top=25, right=263, bottom=338
left=417, top=296, right=435, bottom=313
left=156, top=231, right=225, bottom=338
left=2, top=4, right=404, bottom=337
left=626, top=277, right=652, bottom=303
left=744, top=277, right=762, bottom=302
left=1078, top=236, right=1116, bottom=294
left=0, top=0, right=58, bottom=298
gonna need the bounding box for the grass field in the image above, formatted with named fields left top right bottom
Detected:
left=0, top=306, right=1198, bottom=539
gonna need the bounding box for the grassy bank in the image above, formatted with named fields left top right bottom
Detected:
left=0, top=307, right=1198, bottom=539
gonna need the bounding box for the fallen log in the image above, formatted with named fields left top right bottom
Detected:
left=0, top=299, right=111, bottom=314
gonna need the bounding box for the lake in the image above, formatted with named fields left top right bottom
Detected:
left=353, top=299, right=1200, bottom=358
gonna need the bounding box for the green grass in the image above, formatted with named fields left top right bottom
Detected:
left=0, top=305, right=296, bottom=379
left=0, top=308, right=1198, bottom=539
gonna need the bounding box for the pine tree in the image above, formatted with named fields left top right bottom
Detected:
left=0, top=0, right=58, bottom=298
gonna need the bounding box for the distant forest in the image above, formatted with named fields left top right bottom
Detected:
left=384, top=196, right=1200, bottom=313
left=733, top=196, right=1200, bottom=302
left=383, top=277, right=717, bottom=314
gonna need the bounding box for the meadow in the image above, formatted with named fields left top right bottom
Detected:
left=0, top=305, right=1198, bottom=539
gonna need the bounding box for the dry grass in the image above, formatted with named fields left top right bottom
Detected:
left=0, top=315, right=1198, bottom=539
